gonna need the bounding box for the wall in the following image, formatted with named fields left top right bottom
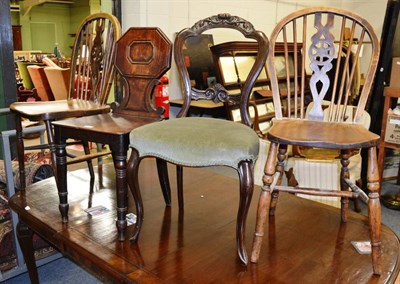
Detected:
left=14, top=0, right=111, bottom=56
left=10, top=11, right=19, bottom=26
left=69, top=0, right=103, bottom=36
left=16, top=0, right=97, bottom=58
left=121, top=0, right=387, bottom=101
left=19, top=4, right=72, bottom=55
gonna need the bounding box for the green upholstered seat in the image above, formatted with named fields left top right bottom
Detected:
left=130, top=117, right=260, bottom=169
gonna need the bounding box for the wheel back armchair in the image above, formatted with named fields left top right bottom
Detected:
left=250, top=7, right=381, bottom=275
left=10, top=13, right=121, bottom=190
left=127, top=14, right=268, bottom=265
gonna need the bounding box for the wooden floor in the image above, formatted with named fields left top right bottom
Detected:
left=9, top=159, right=400, bottom=283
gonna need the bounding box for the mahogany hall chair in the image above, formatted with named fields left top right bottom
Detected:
left=250, top=7, right=381, bottom=274
left=127, top=14, right=268, bottom=265
left=51, top=27, right=172, bottom=234
left=10, top=13, right=121, bottom=190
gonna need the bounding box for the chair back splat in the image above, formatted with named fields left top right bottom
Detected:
left=267, top=7, right=379, bottom=123
left=251, top=7, right=382, bottom=276
left=113, top=27, right=172, bottom=119
left=174, top=13, right=269, bottom=126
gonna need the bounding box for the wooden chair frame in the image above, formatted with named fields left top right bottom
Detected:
left=10, top=13, right=121, bottom=192
left=127, top=13, right=268, bottom=265
left=250, top=7, right=382, bottom=275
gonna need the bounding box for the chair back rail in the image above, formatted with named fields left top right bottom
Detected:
left=268, top=7, right=379, bottom=123
left=174, top=13, right=269, bottom=127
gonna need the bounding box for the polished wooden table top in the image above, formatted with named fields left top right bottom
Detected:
left=9, top=160, right=400, bottom=283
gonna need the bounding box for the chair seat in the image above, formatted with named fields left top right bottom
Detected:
left=267, top=119, right=380, bottom=149
left=130, top=117, right=260, bottom=169
left=10, top=99, right=110, bottom=121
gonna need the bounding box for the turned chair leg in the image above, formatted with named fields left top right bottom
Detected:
left=251, top=142, right=278, bottom=263
left=55, top=136, right=69, bottom=223
left=269, top=144, right=287, bottom=216
left=340, top=149, right=351, bottom=222
left=44, top=120, right=57, bottom=177
left=96, top=143, right=104, bottom=188
left=82, top=140, right=95, bottom=194
left=236, top=160, right=254, bottom=265
left=367, top=146, right=382, bottom=275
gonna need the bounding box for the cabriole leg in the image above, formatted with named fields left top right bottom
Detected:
left=127, top=149, right=143, bottom=242
left=236, top=160, right=254, bottom=265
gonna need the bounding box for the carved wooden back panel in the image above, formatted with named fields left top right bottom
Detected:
left=174, top=14, right=269, bottom=127
left=113, top=27, right=172, bottom=118
left=268, top=7, right=379, bottom=123
left=69, top=13, right=121, bottom=104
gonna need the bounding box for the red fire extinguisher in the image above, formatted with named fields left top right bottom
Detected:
left=155, top=76, right=169, bottom=118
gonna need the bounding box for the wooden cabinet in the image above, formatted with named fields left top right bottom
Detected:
left=377, top=87, right=400, bottom=209
left=12, top=25, right=22, bottom=50
left=378, top=87, right=400, bottom=185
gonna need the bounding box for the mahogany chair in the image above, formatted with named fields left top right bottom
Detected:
left=127, top=14, right=268, bottom=265
left=10, top=13, right=121, bottom=191
left=250, top=7, right=382, bottom=274
left=51, top=27, right=172, bottom=236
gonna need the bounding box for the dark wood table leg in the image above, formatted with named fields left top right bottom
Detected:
left=111, top=144, right=128, bottom=241
left=54, top=127, right=69, bottom=223
left=16, top=221, right=39, bottom=284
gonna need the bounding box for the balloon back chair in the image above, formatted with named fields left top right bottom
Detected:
left=10, top=13, right=121, bottom=191
left=127, top=14, right=268, bottom=265
left=250, top=7, right=381, bottom=274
